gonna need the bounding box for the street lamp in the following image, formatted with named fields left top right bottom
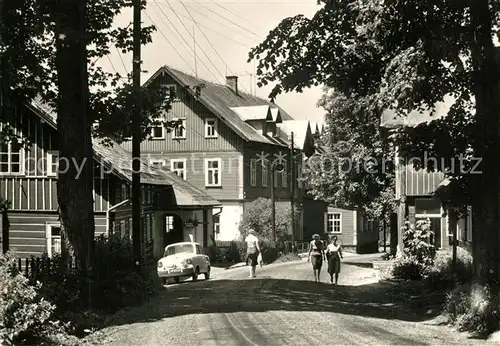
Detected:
left=270, top=161, right=285, bottom=242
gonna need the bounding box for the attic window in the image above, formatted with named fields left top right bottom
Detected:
left=162, top=84, right=177, bottom=99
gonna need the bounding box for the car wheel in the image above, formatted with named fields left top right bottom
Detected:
left=205, top=266, right=210, bottom=280
left=174, top=276, right=180, bottom=284
left=192, top=267, right=199, bottom=282
left=162, top=278, right=167, bottom=285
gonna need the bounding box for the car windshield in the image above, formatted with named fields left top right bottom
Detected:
left=164, top=244, right=194, bottom=257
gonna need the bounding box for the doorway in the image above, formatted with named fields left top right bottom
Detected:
left=163, top=214, right=183, bottom=248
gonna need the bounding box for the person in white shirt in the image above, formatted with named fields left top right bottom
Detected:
left=326, top=235, right=343, bottom=285
left=245, top=229, right=261, bottom=278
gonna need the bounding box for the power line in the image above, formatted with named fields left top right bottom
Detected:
left=160, top=0, right=226, bottom=82
left=115, top=46, right=129, bottom=75
left=143, top=10, right=197, bottom=75
left=214, top=2, right=260, bottom=30
left=188, top=0, right=259, bottom=38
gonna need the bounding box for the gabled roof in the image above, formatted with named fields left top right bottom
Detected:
left=229, top=105, right=272, bottom=121
left=143, top=66, right=296, bottom=147
left=27, top=99, right=221, bottom=207
left=276, top=120, right=311, bottom=150
left=270, top=108, right=283, bottom=123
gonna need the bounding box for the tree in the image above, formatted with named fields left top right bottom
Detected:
left=0, top=0, right=181, bottom=277
left=248, top=0, right=500, bottom=291
left=239, top=198, right=297, bottom=242
left=303, top=89, right=396, bottom=219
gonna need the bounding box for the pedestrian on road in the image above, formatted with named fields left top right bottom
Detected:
left=308, top=234, right=325, bottom=282
left=245, top=229, right=261, bottom=278
left=326, top=235, right=343, bottom=285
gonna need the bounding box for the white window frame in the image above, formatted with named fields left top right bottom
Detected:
left=205, top=158, right=222, bottom=187
left=326, top=212, right=342, bottom=234
left=150, top=125, right=165, bottom=140
left=261, top=161, right=268, bottom=187
left=204, top=118, right=218, bottom=138
left=45, top=223, right=62, bottom=257
left=46, top=151, right=59, bottom=177
left=172, top=118, right=187, bottom=139
left=149, top=159, right=166, bottom=167
left=170, top=158, right=187, bottom=180
left=250, top=159, right=257, bottom=187
left=0, top=141, right=25, bottom=176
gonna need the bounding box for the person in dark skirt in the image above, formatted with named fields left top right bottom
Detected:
left=308, top=234, right=325, bottom=282
left=326, top=235, right=343, bottom=285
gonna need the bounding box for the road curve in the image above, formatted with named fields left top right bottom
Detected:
left=96, top=260, right=487, bottom=346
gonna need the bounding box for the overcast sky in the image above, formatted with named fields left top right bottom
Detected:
left=99, top=0, right=326, bottom=123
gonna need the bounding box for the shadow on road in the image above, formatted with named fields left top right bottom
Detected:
left=107, top=278, right=445, bottom=328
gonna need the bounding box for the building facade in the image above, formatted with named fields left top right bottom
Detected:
left=121, top=66, right=320, bottom=241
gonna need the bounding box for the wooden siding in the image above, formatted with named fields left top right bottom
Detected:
left=1, top=106, right=114, bottom=212
left=121, top=75, right=244, bottom=153
left=243, top=142, right=304, bottom=201
left=142, top=151, right=241, bottom=201
left=397, top=165, right=445, bottom=196
left=7, top=212, right=107, bottom=258
left=326, top=207, right=355, bottom=246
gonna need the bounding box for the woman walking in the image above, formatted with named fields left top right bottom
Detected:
left=326, top=236, right=343, bottom=285
left=308, top=234, right=325, bottom=282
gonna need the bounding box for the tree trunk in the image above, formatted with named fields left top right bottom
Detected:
left=470, top=0, right=500, bottom=293
left=53, top=0, right=95, bottom=300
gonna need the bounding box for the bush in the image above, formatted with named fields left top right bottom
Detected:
left=390, top=219, right=436, bottom=280
left=0, top=251, right=56, bottom=345
left=444, top=283, right=500, bottom=336
left=423, top=247, right=473, bottom=290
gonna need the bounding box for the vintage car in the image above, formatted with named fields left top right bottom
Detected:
left=157, top=241, right=211, bottom=284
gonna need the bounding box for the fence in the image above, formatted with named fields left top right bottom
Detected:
left=214, top=240, right=299, bottom=254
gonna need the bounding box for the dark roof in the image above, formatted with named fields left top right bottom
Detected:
left=144, top=66, right=295, bottom=146
left=27, top=99, right=221, bottom=207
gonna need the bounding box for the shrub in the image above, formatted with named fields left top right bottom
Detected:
left=0, top=251, right=56, bottom=345
left=444, top=283, right=500, bottom=336
left=423, top=247, right=473, bottom=290
left=390, top=219, right=436, bottom=280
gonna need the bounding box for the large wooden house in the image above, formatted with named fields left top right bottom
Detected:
left=119, top=66, right=321, bottom=241
left=0, top=99, right=220, bottom=259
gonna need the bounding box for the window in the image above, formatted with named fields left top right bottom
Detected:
left=121, top=183, right=128, bottom=200
left=45, top=225, right=62, bottom=257
left=196, top=245, right=204, bottom=254
left=172, top=118, right=186, bottom=139
left=170, top=158, right=187, bottom=180
left=250, top=159, right=257, bottom=187
left=326, top=212, right=342, bottom=234
left=214, top=215, right=220, bottom=234
left=261, top=162, right=268, bottom=187
left=46, top=151, right=59, bottom=177
left=0, top=140, right=24, bottom=175
left=204, top=118, right=218, bottom=138
left=166, top=216, right=174, bottom=233
left=274, top=169, right=279, bottom=188
left=150, top=125, right=165, bottom=139
left=162, top=84, right=177, bottom=99
left=205, top=158, right=221, bottom=187
left=120, top=220, right=126, bottom=238
left=127, top=218, right=132, bottom=239
left=150, top=159, right=166, bottom=167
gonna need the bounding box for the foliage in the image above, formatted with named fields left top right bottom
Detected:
left=423, top=247, right=473, bottom=291
left=239, top=197, right=298, bottom=241
left=444, top=283, right=500, bottom=336
left=0, top=251, right=56, bottom=345
left=248, top=0, right=500, bottom=288
left=391, top=219, right=436, bottom=280
left=303, top=90, right=396, bottom=218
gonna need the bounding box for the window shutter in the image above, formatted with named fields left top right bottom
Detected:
left=324, top=212, right=328, bottom=234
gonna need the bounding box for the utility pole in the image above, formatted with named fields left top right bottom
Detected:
left=290, top=132, right=295, bottom=253
left=396, top=146, right=406, bottom=255
left=132, top=0, right=142, bottom=274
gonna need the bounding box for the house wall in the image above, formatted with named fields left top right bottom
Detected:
left=214, top=202, right=243, bottom=241
left=122, top=74, right=244, bottom=153
left=397, top=165, right=446, bottom=196
left=0, top=106, right=114, bottom=213
left=325, top=206, right=355, bottom=246
left=6, top=211, right=106, bottom=258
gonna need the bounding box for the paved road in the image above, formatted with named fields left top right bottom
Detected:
left=95, top=260, right=486, bottom=346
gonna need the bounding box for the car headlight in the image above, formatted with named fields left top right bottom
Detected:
left=158, top=262, right=163, bottom=268
left=185, top=259, right=192, bottom=265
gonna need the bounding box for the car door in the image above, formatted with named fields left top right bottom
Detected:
left=196, top=244, right=209, bottom=271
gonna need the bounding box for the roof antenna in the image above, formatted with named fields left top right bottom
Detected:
left=193, top=25, right=198, bottom=77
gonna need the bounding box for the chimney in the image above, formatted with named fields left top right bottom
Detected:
left=226, top=76, right=238, bottom=95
